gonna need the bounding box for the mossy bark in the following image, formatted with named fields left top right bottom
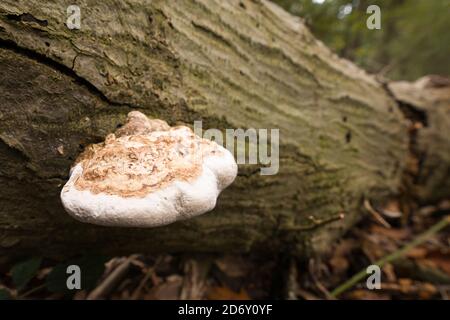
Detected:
left=0, top=0, right=448, bottom=259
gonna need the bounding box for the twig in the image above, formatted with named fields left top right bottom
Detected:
left=86, top=256, right=133, bottom=300
left=331, top=215, right=450, bottom=298
left=296, top=288, right=320, bottom=300
left=130, top=256, right=163, bottom=300
left=18, top=284, right=46, bottom=299
left=285, top=258, right=299, bottom=300
left=130, top=267, right=154, bottom=300
left=180, top=258, right=211, bottom=300
left=281, top=213, right=345, bottom=231
left=364, top=199, right=391, bottom=228
left=308, top=259, right=335, bottom=300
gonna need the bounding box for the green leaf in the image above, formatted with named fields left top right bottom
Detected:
left=11, top=257, right=42, bottom=291
left=0, top=288, right=11, bottom=300
left=45, top=263, right=70, bottom=294
left=46, top=255, right=108, bottom=294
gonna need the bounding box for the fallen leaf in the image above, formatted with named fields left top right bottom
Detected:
left=418, top=283, right=437, bottom=299
left=398, top=278, right=413, bottom=293
left=406, top=247, right=428, bottom=259
left=329, top=256, right=349, bottom=275
left=214, top=255, right=249, bottom=278
left=370, top=225, right=410, bottom=240
left=423, top=250, right=450, bottom=274
left=346, top=289, right=390, bottom=300
left=382, top=263, right=397, bottom=282
left=11, top=257, right=42, bottom=291
left=145, top=275, right=183, bottom=300
left=73, top=290, right=88, bottom=300
left=207, top=286, right=250, bottom=300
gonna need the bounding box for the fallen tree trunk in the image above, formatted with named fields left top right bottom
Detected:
left=0, top=0, right=448, bottom=259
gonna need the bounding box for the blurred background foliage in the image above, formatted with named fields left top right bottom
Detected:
left=272, top=0, right=450, bottom=80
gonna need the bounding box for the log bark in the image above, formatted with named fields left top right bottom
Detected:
left=0, top=0, right=448, bottom=259
left=388, top=76, right=450, bottom=204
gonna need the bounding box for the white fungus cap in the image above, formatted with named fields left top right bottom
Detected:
left=60, top=111, right=237, bottom=227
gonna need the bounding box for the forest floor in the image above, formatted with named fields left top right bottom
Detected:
left=1, top=200, right=449, bottom=300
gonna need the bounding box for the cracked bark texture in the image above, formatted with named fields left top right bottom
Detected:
left=0, top=0, right=447, bottom=259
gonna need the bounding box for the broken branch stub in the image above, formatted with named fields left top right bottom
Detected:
left=60, top=111, right=238, bottom=227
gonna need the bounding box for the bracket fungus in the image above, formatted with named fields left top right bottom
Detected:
left=60, top=111, right=238, bottom=227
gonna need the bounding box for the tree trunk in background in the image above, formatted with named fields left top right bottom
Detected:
left=0, top=0, right=448, bottom=260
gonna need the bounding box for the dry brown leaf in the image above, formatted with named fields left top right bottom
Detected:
left=346, top=289, right=390, bottom=300
left=214, top=255, right=249, bottom=278
left=362, top=238, right=387, bottom=261
left=398, top=278, right=413, bottom=293
left=418, top=283, right=438, bottom=299
left=329, top=256, right=349, bottom=275
left=406, top=247, right=428, bottom=259
left=207, top=286, right=250, bottom=300
left=382, top=263, right=397, bottom=282
left=120, top=289, right=131, bottom=299
left=423, top=251, right=450, bottom=274
left=145, top=275, right=183, bottom=300
left=370, top=225, right=410, bottom=240
left=73, top=290, right=88, bottom=300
